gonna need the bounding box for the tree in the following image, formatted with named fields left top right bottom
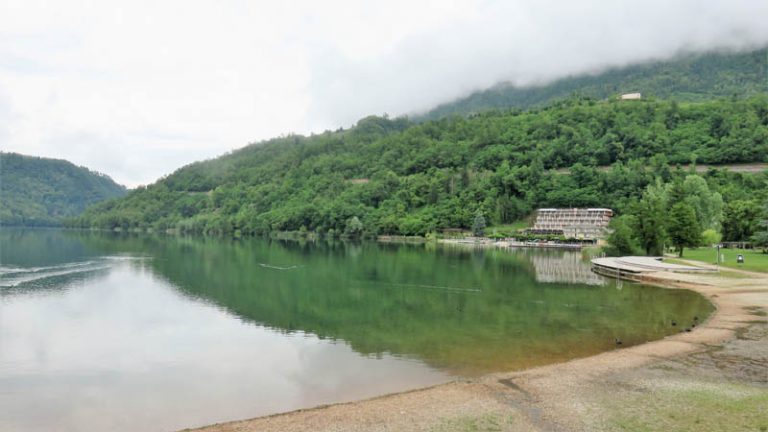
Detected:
left=472, top=212, right=486, bottom=237
left=680, top=175, right=723, bottom=230
left=632, top=182, right=668, bottom=255
left=752, top=201, right=768, bottom=253
left=701, top=229, right=721, bottom=246
left=344, top=216, right=364, bottom=238
left=649, top=153, right=672, bottom=182
left=668, top=202, right=702, bottom=257
left=721, top=199, right=761, bottom=241
left=606, top=215, right=642, bottom=256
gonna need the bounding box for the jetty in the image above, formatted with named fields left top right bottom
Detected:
left=591, top=256, right=718, bottom=281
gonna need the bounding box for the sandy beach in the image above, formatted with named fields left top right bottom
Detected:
left=186, top=261, right=768, bottom=432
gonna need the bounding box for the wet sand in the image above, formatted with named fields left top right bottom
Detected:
left=186, top=261, right=768, bottom=432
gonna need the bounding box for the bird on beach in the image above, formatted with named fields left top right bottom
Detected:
left=615, top=338, right=623, bottom=346
left=684, top=328, right=692, bottom=332
left=671, top=320, right=677, bottom=327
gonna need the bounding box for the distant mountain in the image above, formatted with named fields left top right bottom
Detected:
left=418, top=47, right=768, bottom=121
left=0, top=153, right=127, bottom=226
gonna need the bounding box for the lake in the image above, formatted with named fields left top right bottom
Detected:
left=0, top=229, right=713, bottom=431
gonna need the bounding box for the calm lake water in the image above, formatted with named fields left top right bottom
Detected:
left=0, top=229, right=713, bottom=432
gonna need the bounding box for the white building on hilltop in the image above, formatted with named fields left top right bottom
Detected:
left=619, top=92, right=642, bottom=100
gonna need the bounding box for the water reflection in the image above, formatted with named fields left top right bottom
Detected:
left=0, top=259, right=448, bottom=432
left=0, top=229, right=714, bottom=432
left=529, top=251, right=606, bottom=286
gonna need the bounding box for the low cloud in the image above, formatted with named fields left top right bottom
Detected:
left=306, top=0, right=768, bottom=127
left=0, top=0, right=766, bottom=186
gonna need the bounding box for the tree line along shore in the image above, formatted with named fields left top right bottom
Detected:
left=64, top=97, right=767, bottom=250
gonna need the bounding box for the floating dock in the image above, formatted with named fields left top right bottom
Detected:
left=591, top=256, right=718, bottom=281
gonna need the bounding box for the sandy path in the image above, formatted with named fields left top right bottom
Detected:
left=186, top=265, right=768, bottom=432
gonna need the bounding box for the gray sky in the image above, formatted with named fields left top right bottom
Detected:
left=1, top=0, right=767, bottom=187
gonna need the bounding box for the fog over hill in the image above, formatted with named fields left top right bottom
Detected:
left=418, top=47, right=768, bottom=120
left=1, top=0, right=767, bottom=186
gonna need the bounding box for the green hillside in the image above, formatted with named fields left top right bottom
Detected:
left=419, top=48, right=768, bottom=121
left=0, top=153, right=127, bottom=226
left=71, top=97, right=768, bottom=237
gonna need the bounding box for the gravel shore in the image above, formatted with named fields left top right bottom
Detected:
left=186, top=262, right=768, bottom=432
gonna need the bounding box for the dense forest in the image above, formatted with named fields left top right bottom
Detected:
left=419, top=48, right=768, bottom=120
left=0, top=153, right=127, bottom=226
left=70, top=96, right=768, bottom=241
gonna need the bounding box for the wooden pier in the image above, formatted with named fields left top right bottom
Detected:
left=591, top=256, right=719, bottom=281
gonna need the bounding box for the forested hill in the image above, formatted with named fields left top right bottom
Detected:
left=0, top=153, right=127, bottom=226
left=72, top=97, right=768, bottom=237
left=419, top=47, right=768, bottom=121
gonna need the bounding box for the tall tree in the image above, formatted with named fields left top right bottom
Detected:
left=472, top=212, right=487, bottom=237
left=752, top=201, right=768, bottom=253
left=606, top=215, right=642, bottom=256
left=721, top=199, right=761, bottom=241
left=632, top=182, right=668, bottom=255
left=668, top=202, right=702, bottom=257
left=679, top=175, right=724, bottom=229
left=344, top=216, right=364, bottom=238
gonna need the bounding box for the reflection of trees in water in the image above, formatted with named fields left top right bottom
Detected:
left=0, top=228, right=102, bottom=267
left=17, top=230, right=713, bottom=376
left=135, top=239, right=711, bottom=376
left=530, top=251, right=606, bottom=286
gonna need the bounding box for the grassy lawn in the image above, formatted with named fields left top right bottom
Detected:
left=680, top=248, right=768, bottom=273
left=486, top=221, right=530, bottom=236
left=488, top=221, right=530, bottom=231
left=605, top=383, right=768, bottom=432
left=662, top=257, right=749, bottom=279
left=429, top=413, right=515, bottom=432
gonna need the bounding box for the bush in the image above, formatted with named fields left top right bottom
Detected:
left=701, top=229, right=722, bottom=246
left=605, top=215, right=643, bottom=256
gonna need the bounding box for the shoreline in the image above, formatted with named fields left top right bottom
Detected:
left=186, top=261, right=768, bottom=432
left=437, top=237, right=587, bottom=250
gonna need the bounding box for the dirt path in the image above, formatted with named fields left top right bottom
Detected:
left=556, top=163, right=768, bottom=174
left=186, top=267, right=768, bottom=432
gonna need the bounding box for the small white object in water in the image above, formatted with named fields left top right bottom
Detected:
left=258, top=263, right=302, bottom=270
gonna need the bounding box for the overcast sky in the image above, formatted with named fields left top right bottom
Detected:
left=1, top=0, right=767, bottom=187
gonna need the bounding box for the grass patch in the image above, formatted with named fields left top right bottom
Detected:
left=663, top=257, right=751, bottom=279
left=486, top=221, right=530, bottom=238
left=582, top=245, right=605, bottom=259
left=487, top=221, right=530, bottom=231
left=681, top=248, right=768, bottom=273
left=606, top=383, right=768, bottom=432
left=429, top=413, right=515, bottom=432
